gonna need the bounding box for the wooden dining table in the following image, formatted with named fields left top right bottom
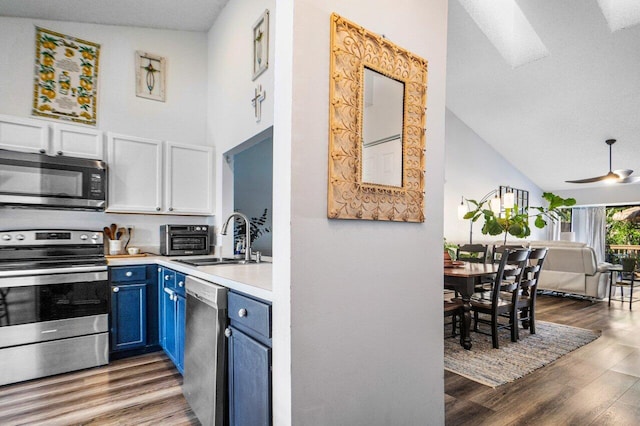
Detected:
left=444, top=262, right=508, bottom=350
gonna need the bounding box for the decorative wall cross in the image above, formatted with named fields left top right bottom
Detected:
left=251, top=84, right=266, bottom=122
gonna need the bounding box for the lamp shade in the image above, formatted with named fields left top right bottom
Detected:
left=490, top=194, right=501, bottom=215
left=503, top=191, right=515, bottom=209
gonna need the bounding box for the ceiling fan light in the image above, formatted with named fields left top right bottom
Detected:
left=614, top=169, right=633, bottom=178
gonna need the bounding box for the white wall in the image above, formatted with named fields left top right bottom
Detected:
left=206, top=0, right=276, bottom=246
left=0, top=17, right=208, bottom=145
left=444, top=109, right=547, bottom=245
left=273, top=1, right=448, bottom=424
left=553, top=185, right=640, bottom=207
left=0, top=17, right=212, bottom=249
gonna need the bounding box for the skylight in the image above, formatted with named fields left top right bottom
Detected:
left=597, top=0, right=640, bottom=32
left=457, top=0, right=549, bottom=68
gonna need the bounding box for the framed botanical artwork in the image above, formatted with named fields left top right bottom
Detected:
left=252, top=10, right=269, bottom=80
left=32, top=27, right=100, bottom=126
left=135, top=51, right=166, bottom=102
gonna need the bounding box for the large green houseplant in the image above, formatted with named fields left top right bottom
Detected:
left=463, top=192, right=576, bottom=244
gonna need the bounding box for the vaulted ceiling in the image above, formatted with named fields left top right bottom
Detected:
left=447, top=0, right=640, bottom=191
left=2, top=0, right=639, bottom=191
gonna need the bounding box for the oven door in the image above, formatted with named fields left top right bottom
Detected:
left=170, top=235, right=208, bottom=254
left=0, top=269, right=109, bottom=348
left=0, top=149, right=106, bottom=210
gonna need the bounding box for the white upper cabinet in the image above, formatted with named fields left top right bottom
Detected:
left=0, top=114, right=104, bottom=160
left=106, top=133, right=214, bottom=215
left=106, top=132, right=163, bottom=214
left=52, top=124, right=104, bottom=160
left=0, top=114, right=49, bottom=154
left=165, top=142, right=214, bottom=215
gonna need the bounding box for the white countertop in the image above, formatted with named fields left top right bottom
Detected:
left=107, top=255, right=273, bottom=302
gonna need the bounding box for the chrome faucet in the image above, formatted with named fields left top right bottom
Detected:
left=220, top=212, right=252, bottom=262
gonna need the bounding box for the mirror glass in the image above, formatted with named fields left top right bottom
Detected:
left=361, top=68, right=405, bottom=187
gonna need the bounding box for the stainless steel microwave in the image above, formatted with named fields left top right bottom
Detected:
left=0, top=149, right=107, bottom=211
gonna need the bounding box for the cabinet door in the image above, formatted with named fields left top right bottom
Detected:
left=165, top=142, right=214, bottom=215
left=111, top=284, right=147, bottom=352
left=176, top=293, right=186, bottom=374
left=228, top=327, right=271, bottom=426
left=106, top=132, right=163, bottom=213
left=161, top=286, right=178, bottom=365
left=0, top=114, right=49, bottom=154
left=52, top=123, right=103, bottom=159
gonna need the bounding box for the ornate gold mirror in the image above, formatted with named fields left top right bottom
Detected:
left=328, top=13, right=428, bottom=222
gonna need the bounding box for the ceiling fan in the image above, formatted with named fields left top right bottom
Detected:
left=566, top=139, right=640, bottom=184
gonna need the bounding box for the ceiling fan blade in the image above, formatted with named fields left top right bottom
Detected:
left=619, top=175, right=640, bottom=184
left=614, top=169, right=634, bottom=178
left=565, top=174, right=610, bottom=184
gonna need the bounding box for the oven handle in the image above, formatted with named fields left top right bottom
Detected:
left=0, top=270, right=108, bottom=288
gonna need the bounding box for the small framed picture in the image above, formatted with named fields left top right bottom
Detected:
left=135, top=51, right=166, bottom=102
left=252, top=10, right=269, bottom=80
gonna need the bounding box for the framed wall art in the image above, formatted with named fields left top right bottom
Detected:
left=32, top=27, right=100, bottom=126
left=327, top=13, right=428, bottom=222
left=135, top=51, right=166, bottom=102
left=252, top=10, right=269, bottom=80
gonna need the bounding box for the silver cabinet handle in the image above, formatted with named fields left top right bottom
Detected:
left=39, top=149, right=46, bottom=154
left=57, top=151, right=63, bottom=156
left=178, top=281, right=184, bottom=287
left=165, top=275, right=170, bottom=280
left=169, top=207, right=174, bottom=211
left=238, top=308, right=247, bottom=318
left=224, top=328, right=232, bottom=338
left=125, top=271, right=133, bottom=277
left=156, top=207, right=161, bottom=211
left=112, top=287, right=119, bottom=293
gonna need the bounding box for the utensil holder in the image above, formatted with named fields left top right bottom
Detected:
left=109, top=240, right=123, bottom=255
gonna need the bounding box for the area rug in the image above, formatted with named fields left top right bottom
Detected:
left=444, top=321, right=600, bottom=387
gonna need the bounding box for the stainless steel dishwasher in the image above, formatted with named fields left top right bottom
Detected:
left=183, top=275, right=228, bottom=426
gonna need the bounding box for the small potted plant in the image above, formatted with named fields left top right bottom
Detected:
left=444, top=239, right=458, bottom=264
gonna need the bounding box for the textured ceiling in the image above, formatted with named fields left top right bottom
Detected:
left=0, top=0, right=229, bottom=31
left=447, top=0, right=640, bottom=191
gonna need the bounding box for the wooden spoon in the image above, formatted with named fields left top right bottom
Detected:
left=103, top=226, right=112, bottom=240
left=110, top=224, right=117, bottom=239
left=116, top=227, right=126, bottom=240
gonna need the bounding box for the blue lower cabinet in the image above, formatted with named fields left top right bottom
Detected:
left=109, top=265, right=158, bottom=357
left=227, top=291, right=272, bottom=426
left=111, top=283, right=147, bottom=351
left=159, top=267, right=186, bottom=374
left=228, top=327, right=271, bottom=426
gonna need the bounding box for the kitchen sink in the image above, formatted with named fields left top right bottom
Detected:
left=172, top=257, right=257, bottom=267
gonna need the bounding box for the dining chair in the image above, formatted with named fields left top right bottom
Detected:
left=470, top=248, right=530, bottom=349
left=515, top=247, right=548, bottom=337
left=444, top=298, right=464, bottom=337
left=491, top=244, right=528, bottom=263
left=456, top=244, right=489, bottom=263
left=609, top=259, right=638, bottom=310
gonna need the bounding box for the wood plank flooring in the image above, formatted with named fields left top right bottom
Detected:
left=0, top=351, right=198, bottom=426
left=1, top=294, right=636, bottom=425
left=446, top=294, right=640, bottom=425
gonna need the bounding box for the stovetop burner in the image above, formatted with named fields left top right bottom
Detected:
left=0, top=229, right=106, bottom=272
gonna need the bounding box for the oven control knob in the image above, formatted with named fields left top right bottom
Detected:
left=1, top=235, right=11, bottom=241
left=15, top=234, right=25, bottom=241
left=91, top=234, right=99, bottom=240
left=80, top=234, right=88, bottom=240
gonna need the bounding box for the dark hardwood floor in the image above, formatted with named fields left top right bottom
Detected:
left=0, top=351, right=198, bottom=425
left=446, top=294, right=640, bottom=425
left=1, top=294, right=636, bottom=425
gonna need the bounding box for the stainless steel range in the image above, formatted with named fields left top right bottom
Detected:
left=0, top=229, right=109, bottom=386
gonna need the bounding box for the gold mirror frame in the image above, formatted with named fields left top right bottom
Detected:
left=328, top=13, right=428, bottom=222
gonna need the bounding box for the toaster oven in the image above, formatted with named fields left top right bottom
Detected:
left=160, top=225, right=210, bottom=256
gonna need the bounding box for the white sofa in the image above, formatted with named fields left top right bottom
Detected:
left=527, top=240, right=611, bottom=299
